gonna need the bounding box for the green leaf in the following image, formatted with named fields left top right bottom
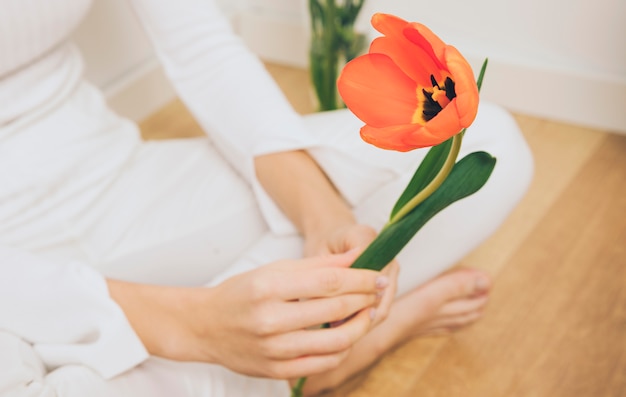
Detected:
left=476, top=58, right=488, bottom=92
left=390, top=138, right=453, bottom=219
left=351, top=151, right=497, bottom=271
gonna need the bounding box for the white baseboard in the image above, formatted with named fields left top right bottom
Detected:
left=467, top=56, right=626, bottom=134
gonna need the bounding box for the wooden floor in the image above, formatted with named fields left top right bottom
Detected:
left=139, top=64, right=626, bottom=397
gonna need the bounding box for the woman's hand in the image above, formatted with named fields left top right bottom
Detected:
left=304, top=223, right=399, bottom=327
left=107, top=250, right=388, bottom=380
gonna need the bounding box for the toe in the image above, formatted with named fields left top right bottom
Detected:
left=438, top=294, right=489, bottom=317
left=431, top=309, right=485, bottom=330
left=473, top=273, right=491, bottom=296
left=427, top=268, right=492, bottom=303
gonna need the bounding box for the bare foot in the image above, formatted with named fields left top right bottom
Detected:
left=391, top=267, right=491, bottom=340
left=300, top=268, right=491, bottom=396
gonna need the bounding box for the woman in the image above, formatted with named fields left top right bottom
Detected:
left=0, top=0, right=533, bottom=395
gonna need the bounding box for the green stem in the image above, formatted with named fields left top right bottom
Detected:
left=309, top=0, right=366, bottom=111
left=384, top=131, right=464, bottom=229
left=291, top=377, right=307, bottom=397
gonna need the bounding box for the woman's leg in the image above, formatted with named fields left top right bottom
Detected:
left=77, top=138, right=269, bottom=286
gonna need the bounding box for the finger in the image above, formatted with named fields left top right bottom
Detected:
left=380, top=258, right=397, bottom=274
left=252, top=293, right=376, bottom=335
left=261, top=308, right=373, bottom=360
left=286, top=293, right=378, bottom=330
left=437, top=294, right=489, bottom=317
left=426, top=309, right=485, bottom=331
left=266, top=349, right=351, bottom=379
left=278, top=265, right=389, bottom=300
left=373, top=261, right=399, bottom=324
left=381, top=260, right=399, bottom=292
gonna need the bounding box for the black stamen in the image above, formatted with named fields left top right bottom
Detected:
left=444, top=77, right=456, bottom=101
left=422, top=89, right=443, bottom=121
left=430, top=74, right=441, bottom=89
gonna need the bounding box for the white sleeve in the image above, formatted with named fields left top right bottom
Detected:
left=0, top=245, right=149, bottom=380
left=128, top=0, right=319, bottom=235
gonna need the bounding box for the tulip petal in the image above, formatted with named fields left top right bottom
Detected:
left=370, top=13, right=408, bottom=40
left=403, top=23, right=447, bottom=72
left=338, top=53, right=418, bottom=128
left=343, top=13, right=481, bottom=153
left=444, top=47, right=479, bottom=127
left=421, top=102, right=465, bottom=138
left=370, top=37, right=436, bottom=87
left=370, top=14, right=441, bottom=86
left=404, top=22, right=449, bottom=64
left=360, top=123, right=448, bottom=152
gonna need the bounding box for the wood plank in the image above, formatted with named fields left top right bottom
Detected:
left=325, top=118, right=610, bottom=397
left=404, top=133, right=626, bottom=397
left=324, top=338, right=447, bottom=397
left=139, top=99, right=204, bottom=140
left=462, top=118, right=607, bottom=276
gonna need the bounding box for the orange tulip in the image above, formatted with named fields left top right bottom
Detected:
left=337, top=13, right=479, bottom=151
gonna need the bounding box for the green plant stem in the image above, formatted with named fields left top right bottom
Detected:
left=291, top=377, right=307, bottom=397
left=384, top=131, right=464, bottom=229
left=309, top=0, right=365, bottom=111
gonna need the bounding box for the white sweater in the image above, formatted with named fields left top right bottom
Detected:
left=0, top=0, right=315, bottom=380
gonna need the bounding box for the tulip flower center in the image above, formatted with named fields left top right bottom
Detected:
left=413, top=75, right=456, bottom=125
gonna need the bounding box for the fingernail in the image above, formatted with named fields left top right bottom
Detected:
left=376, top=276, right=389, bottom=289
left=369, top=308, right=376, bottom=321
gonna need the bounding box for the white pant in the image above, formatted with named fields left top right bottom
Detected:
left=0, top=82, right=533, bottom=396
left=94, top=104, right=534, bottom=296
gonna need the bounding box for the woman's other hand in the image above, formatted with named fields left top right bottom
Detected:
left=107, top=249, right=388, bottom=380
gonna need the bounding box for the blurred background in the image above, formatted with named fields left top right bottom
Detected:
left=73, top=0, right=625, bottom=133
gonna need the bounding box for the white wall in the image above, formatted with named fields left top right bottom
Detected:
left=72, top=0, right=626, bottom=133
left=364, top=0, right=626, bottom=133
left=240, top=0, right=626, bottom=133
